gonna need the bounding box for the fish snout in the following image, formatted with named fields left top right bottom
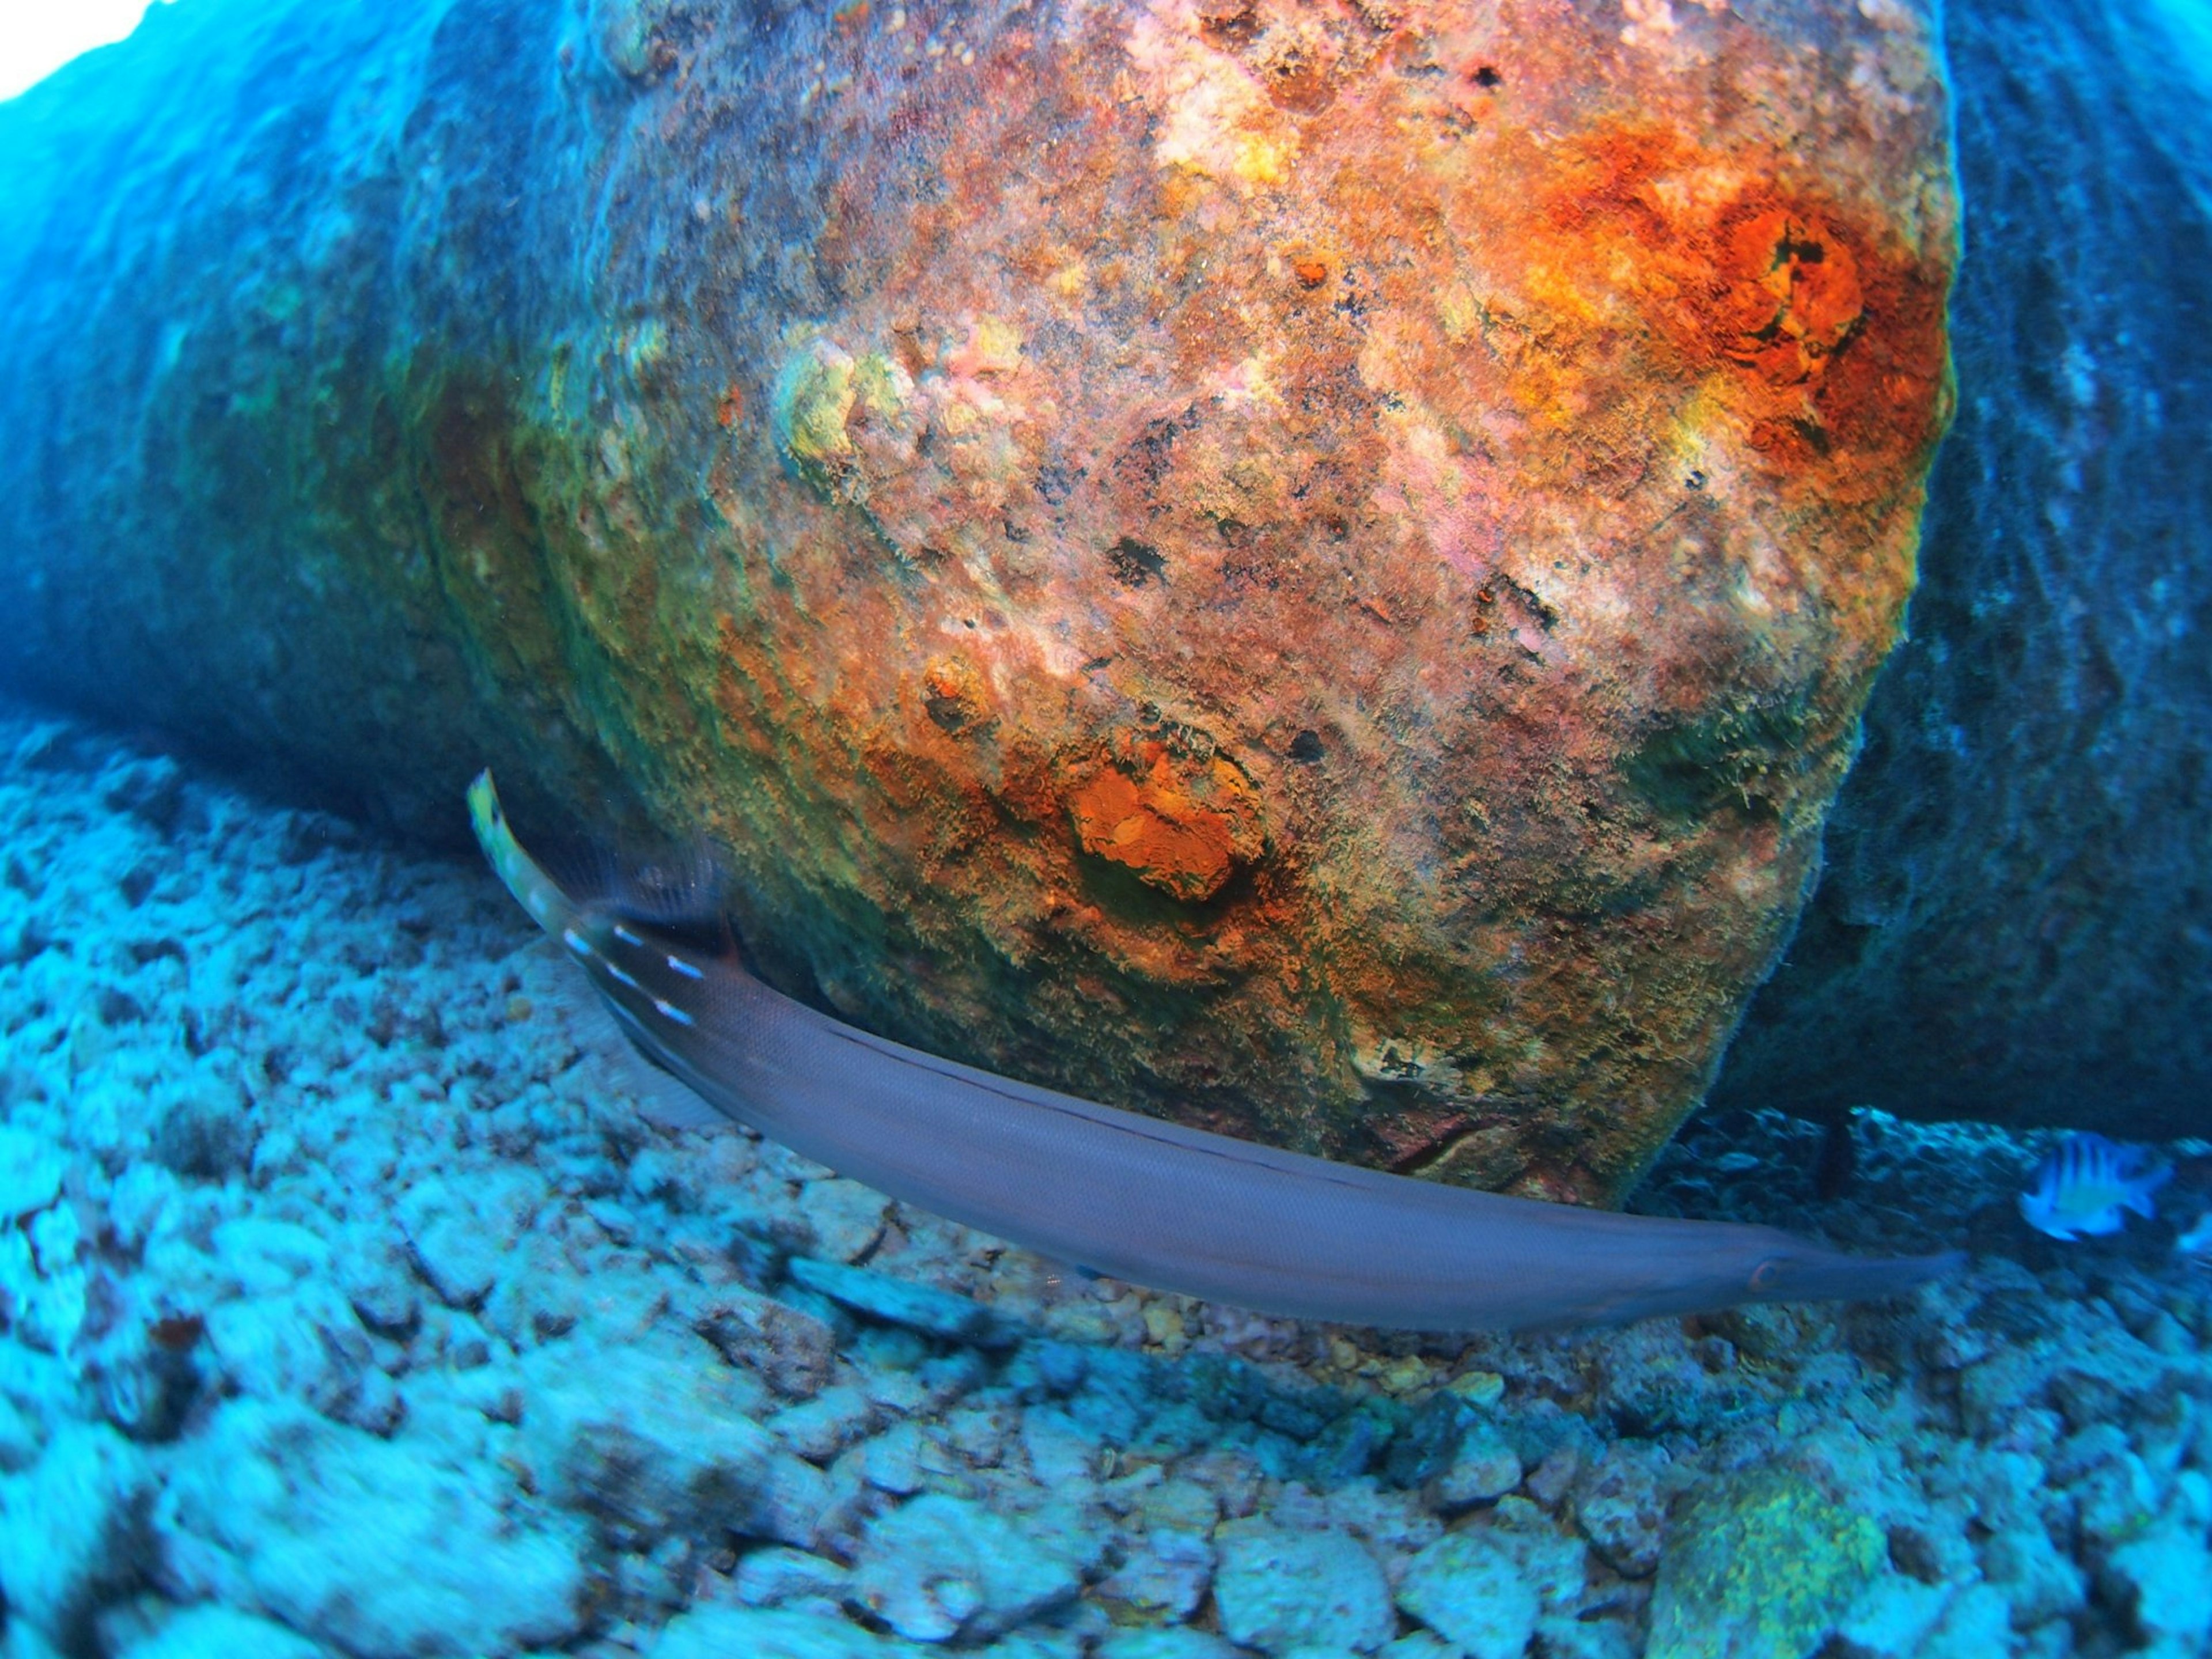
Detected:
left=1743, top=1243, right=1966, bottom=1307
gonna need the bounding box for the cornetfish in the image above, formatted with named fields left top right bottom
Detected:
left=469, top=771, right=1961, bottom=1331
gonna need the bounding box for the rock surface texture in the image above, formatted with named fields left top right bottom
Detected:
left=1716, top=0, right=2212, bottom=1139
left=0, top=0, right=1956, bottom=1196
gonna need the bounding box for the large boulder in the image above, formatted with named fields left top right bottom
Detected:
left=0, top=0, right=1956, bottom=1197
left=1715, top=0, right=2212, bottom=1138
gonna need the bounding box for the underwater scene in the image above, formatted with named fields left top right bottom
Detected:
left=0, top=0, right=2208, bottom=1655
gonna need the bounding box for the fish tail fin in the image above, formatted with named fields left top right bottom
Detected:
left=2126, top=1164, right=2173, bottom=1217
left=471, top=770, right=738, bottom=1131
left=468, top=770, right=584, bottom=939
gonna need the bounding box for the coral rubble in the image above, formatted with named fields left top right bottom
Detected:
left=2, top=706, right=2207, bottom=1658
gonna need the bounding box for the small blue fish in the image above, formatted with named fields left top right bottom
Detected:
left=2177, top=1211, right=2212, bottom=1268
left=2018, top=1133, right=2172, bottom=1241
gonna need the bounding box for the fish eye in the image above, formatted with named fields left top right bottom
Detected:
left=1747, top=1257, right=1785, bottom=1293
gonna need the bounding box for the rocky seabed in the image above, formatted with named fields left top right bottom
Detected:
left=0, top=703, right=2207, bottom=1659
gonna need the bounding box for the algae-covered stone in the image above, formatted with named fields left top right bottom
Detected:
left=1431, top=1422, right=1524, bottom=1510
left=0, top=1422, right=150, bottom=1646
left=2103, top=1517, right=2212, bottom=1654
left=516, top=1336, right=787, bottom=1543
left=787, top=1257, right=1021, bottom=1350
left=772, top=335, right=912, bottom=507
left=117, top=1605, right=329, bottom=1659
left=649, top=1603, right=925, bottom=1659
left=1646, top=1470, right=1885, bottom=1659
left=1094, top=1633, right=1245, bottom=1659
left=1396, top=1531, right=1541, bottom=1659
left=1213, top=1518, right=1396, bottom=1655
left=851, top=1493, right=1097, bottom=1643
left=152, top=1397, right=589, bottom=1657
left=0, top=1124, right=63, bottom=1219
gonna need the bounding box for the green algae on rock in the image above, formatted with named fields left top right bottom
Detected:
left=1646, top=1469, right=1887, bottom=1659
left=0, top=0, right=1956, bottom=1200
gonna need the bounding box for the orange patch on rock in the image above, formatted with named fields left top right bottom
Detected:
left=1717, top=208, right=1866, bottom=387
left=921, top=653, right=990, bottom=732
left=1516, top=122, right=1949, bottom=485
left=1069, top=737, right=1265, bottom=903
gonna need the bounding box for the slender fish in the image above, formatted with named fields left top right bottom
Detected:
left=470, top=771, right=1961, bottom=1332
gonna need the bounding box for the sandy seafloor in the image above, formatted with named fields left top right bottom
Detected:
left=0, top=700, right=2206, bottom=1659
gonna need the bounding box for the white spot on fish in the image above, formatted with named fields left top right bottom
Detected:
left=562, top=927, right=593, bottom=957
left=666, top=954, right=704, bottom=979
left=613, top=923, right=645, bottom=946
left=652, top=997, right=695, bottom=1027
left=605, top=963, right=641, bottom=990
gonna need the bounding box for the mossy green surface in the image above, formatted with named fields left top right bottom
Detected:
left=771, top=335, right=908, bottom=505
left=1646, top=1469, right=1885, bottom=1659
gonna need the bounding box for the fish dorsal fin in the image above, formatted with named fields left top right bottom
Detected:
left=546, top=838, right=734, bottom=953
